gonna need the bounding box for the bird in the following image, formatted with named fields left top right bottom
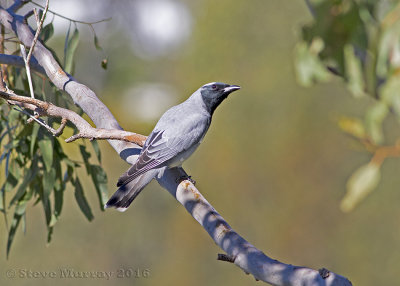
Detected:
left=105, top=82, right=240, bottom=212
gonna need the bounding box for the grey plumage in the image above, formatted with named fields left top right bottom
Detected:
left=105, top=82, right=240, bottom=211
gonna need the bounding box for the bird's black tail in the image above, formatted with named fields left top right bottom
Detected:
left=105, top=169, right=158, bottom=212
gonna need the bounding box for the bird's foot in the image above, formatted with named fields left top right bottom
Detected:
left=176, top=175, right=196, bottom=185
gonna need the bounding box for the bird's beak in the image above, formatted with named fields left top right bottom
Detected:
left=223, top=85, right=241, bottom=94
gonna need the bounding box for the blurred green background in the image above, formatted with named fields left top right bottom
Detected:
left=1, top=0, right=400, bottom=285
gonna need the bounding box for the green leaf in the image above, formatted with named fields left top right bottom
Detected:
left=1, top=168, right=18, bottom=193
left=54, top=185, right=64, bottom=219
left=0, top=187, right=4, bottom=212
left=40, top=23, right=54, bottom=43
left=338, top=116, right=366, bottom=139
left=344, top=44, right=366, bottom=98
left=63, top=164, right=75, bottom=183
left=38, top=134, right=54, bottom=172
left=64, top=28, right=80, bottom=74
left=365, top=102, right=388, bottom=144
left=91, top=140, right=101, bottom=164
left=74, top=177, right=94, bottom=221
left=90, top=165, right=108, bottom=211
left=47, top=225, right=54, bottom=243
left=9, top=164, right=38, bottom=207
left=294, top=39, right=331, bottom=87
left=30, top=123, right=40, bottom=156
left=40, top=186, right=53, bottom=243
left=101, top=58, right=108, bottom=70
left=7, top=201, right=27, bottom=258
left=41, top=189, right=52, bottom=226
left=94, top=34, right=102, bottom=50
left=341, top=162, right=381, bottom=212
left=42, top=168, right=56, bottom=197
left=53, top=160, right=67, bottom=217
left=79, top=145, right=91, bottom=174
left=380, top=75, right=400, bottom=119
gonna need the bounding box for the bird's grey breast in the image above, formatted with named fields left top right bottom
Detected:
left=153, top=101, right=210, bottom=167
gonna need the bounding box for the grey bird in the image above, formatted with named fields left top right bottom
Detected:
left=105, top=82, right=240, bottom=212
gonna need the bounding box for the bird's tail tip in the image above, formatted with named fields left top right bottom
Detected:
left=104, top=202, right=128, bottom=212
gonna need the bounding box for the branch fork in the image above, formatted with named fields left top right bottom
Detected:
left=0, top=88, right=147, bottom=145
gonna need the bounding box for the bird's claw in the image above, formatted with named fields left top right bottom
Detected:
left=176, top=175, right=196, bottom=185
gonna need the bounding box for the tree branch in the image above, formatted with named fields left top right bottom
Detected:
left=7, top=0, right=28, bottom=13
left=0, top=54, right=46, bottom=75
left=0, top=89, right=147, bottom=146
left=0, top=2, right=352, bottom=285
left=25, top=0, right=49, bottom=65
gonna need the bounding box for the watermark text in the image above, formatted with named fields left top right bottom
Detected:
left=5, top=267, right=150, bottom=280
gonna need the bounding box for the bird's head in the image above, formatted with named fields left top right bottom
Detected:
left=200, top=82, right=240, bottom=115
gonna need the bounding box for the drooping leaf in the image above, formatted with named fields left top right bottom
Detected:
left=40, top=23, right=54, bottom=43
left=74, top=177, right=94, bottom=221
left=101, top=58, right=108, bottom=70
left=91, top=140, right=101, bottom=164
left=94, top=34, right=102, bottom=50
left=90, top=165, right=108, bottom=210
left=344, top=44, right=366, bottom=98
left=38, top=134, right=54, bottom=172
left=54, top=184, right=64, bottom=219
left=9, top=163, right=38, bottom=207
left=341, top=162, right=381, bottom=212
left=79, top=145, right=92, bottom=174
left=338, top=116, right=366, bottom=139
left=30, top=123, right=40, bottom=156
left=7, top=200, right=28, bottom=258
left=41, top=189, right=52, bottom=226
left=380, top=75, right=400, bottom=119
left=42, top=168, right=56, bottom=198
left=365, top=102, right=388, bottom=144
left=294, top=39, right=331, bottom=87
left=63, top=22, right=71, bottom=65
left=64, top=28, right=80, bottom=74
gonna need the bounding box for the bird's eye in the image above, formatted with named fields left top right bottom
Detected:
left=211, top=84, right=217, bottom=90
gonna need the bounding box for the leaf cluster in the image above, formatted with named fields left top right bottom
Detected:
left=0, top=19, right=108, bottom=257
left=295, top=0, right=400, bottom=211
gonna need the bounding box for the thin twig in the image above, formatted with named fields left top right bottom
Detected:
left=19, top=44, right=35, bottom=100
left=13, top=105, right=57, bottom=134
left=26, top=0, right=49, bottom=65
left=23, top=10, right=34, bottom=21
left=30, top=0, right=111, bottom=25
left=0, top=88, right=147, bottom=145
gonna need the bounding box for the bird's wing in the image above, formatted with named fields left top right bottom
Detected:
left=117, top=116, right=208, bottom=187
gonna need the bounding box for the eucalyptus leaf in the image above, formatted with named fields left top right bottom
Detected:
left=341, top=163, right=381, bottom=212
left=64, top=28, right=80, bottom=74
left=294, top=39, right=331, bottom=87
left=365, top=102, right=388, bottom=144
left=79, top=145, right=91, bottom=174
left=40, top=23, right=54, bottom=43
left=7, top=201, right=27, bottom=258
left=42, top=168, right=56, bottom=198
left=91, top=140, right=101, bottom=164
left=344, top=44, right=366, bottom=98
left=38, top=135, right=54, bottom=172
left=74, top=177, right=94, bottom=221
left=94, top=34, right=102, bottom=50
left=380, top=75, right=400, bottom=118
left=90, top=165, right=108, bottom=210
left=9, top=164, right=38, bottom=207
left=30, top=123, right=40, bottom=156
